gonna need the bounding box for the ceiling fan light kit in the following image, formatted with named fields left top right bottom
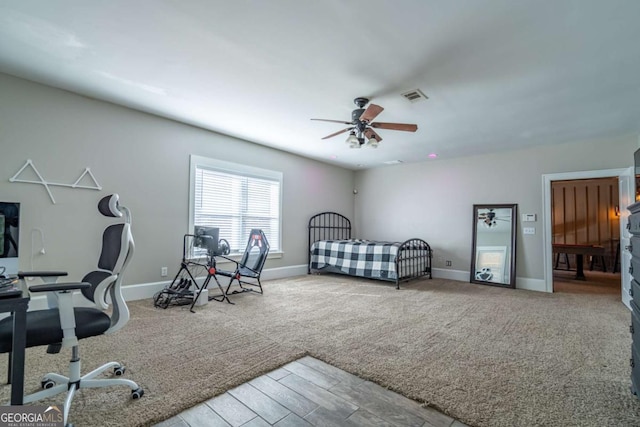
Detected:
left=366, top=136, right=379, bottom=148
left=482, top=219, right=497, bottom=229
left=478, top=208, right=510, bottom=229
left=311, top=97, right=418, bottom=149
left=345, top=131, right=360, bottom=148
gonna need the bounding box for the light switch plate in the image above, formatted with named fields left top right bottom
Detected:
left=523, top=227, right=536, bottom=235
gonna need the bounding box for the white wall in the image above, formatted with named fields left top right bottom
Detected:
left=354, top=135, right=637, bottom=288
left=3, top=71, right=636, bottom=292
left=0, top=73, right=354, bottom=285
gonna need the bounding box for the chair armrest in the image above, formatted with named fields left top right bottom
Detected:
left=216, top=255, right=260, bottom=274
left=31, top=282, right=90, bottom=349
left=215, top=255, right=239, bottom=266
left=18, top=271, right=68, bottom=278
left=215, top=255, right=263, bottom=275
left=238, top=264, right=259, bottom=275
left=29, top=282, right=90, bottom=293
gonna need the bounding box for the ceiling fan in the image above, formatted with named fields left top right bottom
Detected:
left=478, top=209, right=510, bottom=228
left=311, top=97, right=418, bottom=148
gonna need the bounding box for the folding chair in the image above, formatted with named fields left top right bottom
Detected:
left=194, top=229, right=270, bottom=304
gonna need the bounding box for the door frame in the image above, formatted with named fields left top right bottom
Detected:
left=542, top=168, right=632, bottom=304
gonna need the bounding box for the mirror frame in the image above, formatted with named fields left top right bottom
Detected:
left=470, top=203, right=517, bottom=288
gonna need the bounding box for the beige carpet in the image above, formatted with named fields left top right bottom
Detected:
left=2, top=275, right=639, bottom=427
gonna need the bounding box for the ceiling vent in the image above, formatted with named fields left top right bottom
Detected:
left=401, top=89, right=428, bottom=103
left=383, top=160, right=404, bottom=165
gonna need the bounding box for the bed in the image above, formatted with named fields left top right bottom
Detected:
left=308, top=212, right=432, bottom=289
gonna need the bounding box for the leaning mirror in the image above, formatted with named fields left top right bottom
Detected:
left=470, top=204, right=517, bottom=288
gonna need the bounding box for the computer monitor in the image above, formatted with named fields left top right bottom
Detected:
left=194, top=226, right=219, bottom=256
left=0, top=202, right=20, bottom=277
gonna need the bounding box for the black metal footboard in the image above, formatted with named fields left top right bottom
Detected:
left=395, top=238, right=432, bottom=289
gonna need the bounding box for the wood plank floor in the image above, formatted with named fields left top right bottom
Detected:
left=154, top=356, right=468, bottom=427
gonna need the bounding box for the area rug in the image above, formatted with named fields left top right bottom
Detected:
left=1, top=275, right=639, bottom=426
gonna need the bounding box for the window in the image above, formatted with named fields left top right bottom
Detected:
left=189, top=155, right=282, bottom=255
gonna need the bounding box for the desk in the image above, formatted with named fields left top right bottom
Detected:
left=0, top=289, right=29, bottom=405
left=552, top=244, right=605, bottom=280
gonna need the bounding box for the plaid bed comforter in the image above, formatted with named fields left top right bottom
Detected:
left=310, top=240, right=400, bottom=280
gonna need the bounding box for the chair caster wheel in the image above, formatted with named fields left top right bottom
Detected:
left=41, top=378, right=56, bottom=389
left=131, top=388, right=144, bottom=399
left=114, top=366, right=126, bottom=376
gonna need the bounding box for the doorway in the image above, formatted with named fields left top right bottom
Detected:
left=551, top=177, right=621, bottom=294
left=542, top=167, right=633, bottom=308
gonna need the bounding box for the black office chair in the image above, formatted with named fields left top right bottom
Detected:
left=0, top=194, right=143, bottom=425
left=191, top=229, right=269, bottom=309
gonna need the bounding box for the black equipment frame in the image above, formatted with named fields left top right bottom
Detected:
left=153, top=234, right=231, bottom=311
left=308, top=212, right=433, bottom=289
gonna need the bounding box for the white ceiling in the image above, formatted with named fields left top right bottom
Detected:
left=1, top=1, right=639, bottom=169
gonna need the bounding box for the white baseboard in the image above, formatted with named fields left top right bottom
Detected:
left=260, top=264, right=307, bottom=281
left=123, top=280, right=171, bottom=301
left=21, top=264, right=307, bottom=313
left=432, top=268, right=468, bottom=281
left=139, top=265, right=547, bottom=296
left=122, top=264, right=308, bottom=302
left=18, top=264, right=547, bottom=314
left=431, top=268, right=547, bottom=293
left=515, top=277, right=548, bottom=292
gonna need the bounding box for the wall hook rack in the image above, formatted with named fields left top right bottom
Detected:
left=9, top=159, right=102, bottom=204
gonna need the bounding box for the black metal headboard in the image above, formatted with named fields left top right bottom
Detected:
left=308, top=212, right=352, bottom=273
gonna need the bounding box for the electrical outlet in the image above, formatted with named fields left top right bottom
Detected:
left=446, top=260, right=452, bottom=267
left=161, top=267, right=168, bottom=277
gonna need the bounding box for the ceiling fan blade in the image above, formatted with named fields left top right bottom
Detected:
left=364, top=128, right=383, bottom=143
left=370, top=122, right=418, bottom=132
left=321, top=127, right=353, bottom=140
left=359, top=104, right=384, bottom=123
left=311, top=118, right=352, bottom=125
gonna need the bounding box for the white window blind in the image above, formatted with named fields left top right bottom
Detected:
left=190, top=156, right=281, bottom=254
